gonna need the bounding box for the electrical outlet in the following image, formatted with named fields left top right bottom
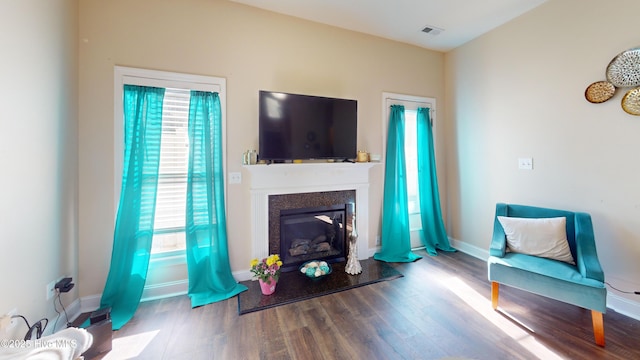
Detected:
left=46, top=280, right=56, bottom=300
left=376, top=235, right=381, bottom=246
left=8, top=309, right=17, bottom=329
left=1, top=308, right=19, bottom=331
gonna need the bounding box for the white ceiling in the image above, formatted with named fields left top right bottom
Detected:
left=230, top=0, right=548, bottom=52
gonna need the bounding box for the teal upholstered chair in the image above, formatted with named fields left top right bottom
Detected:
left=487, top=203, right=607, bottom=346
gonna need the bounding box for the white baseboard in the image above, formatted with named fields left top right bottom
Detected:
left=607, top=292, right=640, bottom=321
left=449, top=237, right=488, bottom=260
left=76, top=241, right=640, bottom=324
left=65, top=298, right=81, bottom=325
left=140, top=280, right=188, bottom=302
left=78, top=269, right=252, bottom=316
left=367, top=245, right=379, bottom=258
left=80, top=294, right=101, bottom=314
left=49, top=297, right=82, bottom=334
left=78, top=281, right=191, bottom=316
left=449, top=237, right=640, bottom=322
left=77, top=247, right=380, bottom=313
left=234, top=268, right=253, bottom=282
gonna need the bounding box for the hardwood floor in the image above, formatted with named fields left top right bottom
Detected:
left=93, top=250, right=640, bottom=359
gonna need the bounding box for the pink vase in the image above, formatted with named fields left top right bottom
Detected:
left=259, top=278, right=277, bottom=295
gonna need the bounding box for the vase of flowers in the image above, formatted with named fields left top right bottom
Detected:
left=250, top=254, right=283, bottom=295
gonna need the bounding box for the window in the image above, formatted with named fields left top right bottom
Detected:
left=382, top=93, right=436, bottom=248
left=403, top=108, right=421, bottom=230
left=114, top=67, right=226, bottom=256
left=152, top=88, right=189, bottom=254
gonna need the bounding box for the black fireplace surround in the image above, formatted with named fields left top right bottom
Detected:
left=268, top=190, right=355, bottom=272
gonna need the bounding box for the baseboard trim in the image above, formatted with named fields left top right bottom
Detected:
left=78, top=269, right=253, bottom=315
left=449, top=237, right=488, bottom=260
left=234, top=268, right=253, bottom=282
left=65, top=298, right=81, bottom=325
left=449, top=237, right=640, bottom=322
left=80, top=294, right=101, bottom=314
left=140, top=280, right=188, bottom=302
left=607, top=292, right=640, bottom=321
left=49, top=297, right=82, bottom=334
left=77, top=241, right=640, bottom=323
left=367, top=246, right=379, bottom=258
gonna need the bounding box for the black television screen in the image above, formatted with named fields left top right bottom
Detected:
left=259, top=91, right=357, bottom=161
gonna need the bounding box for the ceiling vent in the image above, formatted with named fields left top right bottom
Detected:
left=422, top=25, right=444, bottom=36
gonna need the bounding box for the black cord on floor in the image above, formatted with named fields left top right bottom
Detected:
left=605, top=281, right=640, bottom=295
left=53, top=291, right=62, bottom=331
left=12, top=315, right=48, bottom=340
left=53, top=290, right=71, bottom=331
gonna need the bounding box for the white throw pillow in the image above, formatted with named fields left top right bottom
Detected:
left=497, top=216, right=575, bottom=265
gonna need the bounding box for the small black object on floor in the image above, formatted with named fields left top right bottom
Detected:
left=237, top=258, right=403, bottom=314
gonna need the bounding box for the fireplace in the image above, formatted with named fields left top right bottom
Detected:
left=246, top=162, right=376, bottom=274
left=279, top=204, right=348, bottom=271
left=268, top=190, right=355, bottom=272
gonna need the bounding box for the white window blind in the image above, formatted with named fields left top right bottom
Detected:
left=115, top=66, right=227, bottom=257
left=151, top=88, right=190, bottom=254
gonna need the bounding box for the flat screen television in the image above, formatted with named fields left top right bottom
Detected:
left=259, top=90, right=357, bottom=162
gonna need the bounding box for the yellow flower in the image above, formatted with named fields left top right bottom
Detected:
left=250, top=254, right=282, bottom=282
left=266, top=256, right=275, bottom=266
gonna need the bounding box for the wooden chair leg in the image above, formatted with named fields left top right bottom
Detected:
left=491, top=282, right=499, bottom=310
left=592, top=310, right=605, bottom=347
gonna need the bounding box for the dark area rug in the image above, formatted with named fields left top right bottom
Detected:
left=237, top=258, right=403, bottom=314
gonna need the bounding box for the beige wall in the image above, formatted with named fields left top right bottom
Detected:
left=445, top=0, right=640, bottom=309
left=78, top=0, right=444, bottom=297
left=5, top=0, right=638, bottom=328
left=0, top=0, right=78, bottom=336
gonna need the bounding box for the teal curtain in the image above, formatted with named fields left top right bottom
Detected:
left=374, top=105, right=422, bottom=263
left=100, top=85, right=165, bottom=330
left=417, top=108, right=455, bottom=255
left=186, top=91, right=247, bottom=307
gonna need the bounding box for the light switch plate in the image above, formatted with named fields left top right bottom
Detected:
left=229, top=172, right=242, bottom=184
left=518, top=157, right=533, bottom=170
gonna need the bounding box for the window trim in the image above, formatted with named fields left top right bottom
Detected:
left=381, top=92, right=436, bottom=163
left=381, top=92, right=436, bottom=246
left=113, top=66, right=227, bottom=258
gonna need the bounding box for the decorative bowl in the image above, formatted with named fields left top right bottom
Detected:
left=299, top=260, right=332, bottom=280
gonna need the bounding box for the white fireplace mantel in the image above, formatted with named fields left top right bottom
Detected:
left=245, top=162, right=378, bottom=261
